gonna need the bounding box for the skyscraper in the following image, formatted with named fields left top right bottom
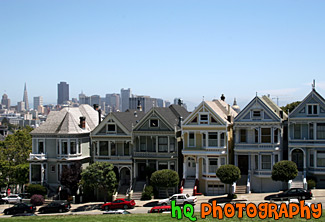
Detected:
left=33, top=96, right=43, bottom=110
left=1, top=94, right=11, bottom=109
left=121, top=88, right=131, bottom=112
left=57, top=82, right=69, bottom=105
left=23, top=83, right=29, bottom=110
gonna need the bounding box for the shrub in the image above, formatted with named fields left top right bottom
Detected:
left=26, top=184, right=47, bottom=196
left=141, top=186, right=153, bottom=200
left=30, top=194, right=45, bottom=206
left=272, top=161, right=298, bottom=182
left=307, top=179, right=316, bottom=189
left=216, top=165, right=241, bottom=185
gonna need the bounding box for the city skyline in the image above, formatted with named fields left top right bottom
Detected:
left=1, top=1, right=325, bottom=110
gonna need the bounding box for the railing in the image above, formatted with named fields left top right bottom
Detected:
left=253, top=170, right=272, bottom=177
left=133, top=152, right=175, bottom=158
left=57, top=153, right=83, bottom=159
left=29, top=153, right=47, bottom=160
left=235, top=144, right=279, bottom=150
left=246, top=174, right=251, bottom=193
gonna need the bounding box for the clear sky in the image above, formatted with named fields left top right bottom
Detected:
left=1, top=0, right=325, bottom=111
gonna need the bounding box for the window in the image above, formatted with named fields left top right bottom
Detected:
left=317, top=123, right=325, bottom=139
left=140, top=137, right=146, bottom=152
left=158, top=162, right=168, bottom=170
left=189, top=132, right=195, bottom=147
left=252, top=110, right=262, bottom=119
left=62, top=141, right=68, bottom=154
left=274, top=129, right=279, bottom=143
left=203, top=133, right=206, bottom=147
left=317, top=151, right=325, bottom=167
left=170, top=137, right=175, bottom=152
left=275, top=154, right=278, bottom=163
left=310, top=153, right=314, bottom=167
left=221, top=157, right=225, bottom=165
left=255, top=155, right=259, bottom=170
left=261, top=155, right=271, bottom=169
left=51, top=165, right=55, bottom=173
left=170, top=162, right=175, bottom=171
left=158, top=137, right=168, bottom=152
left=307, top=104, right=318, bottom=115
left=261, top=128, right=271, bottom=143
left=209, top=158, right=218, bottom=173
left=124, top=142, right=130, bottom=156
left=309, top=123, right=314, bottom=140
left=70, top=140, right=76, bottom=154
left=240, top=129, right=247, bottom=143
left=111, top=142, right=116, bottom=156
left=150, top=119, right=159, bottom=127
left=99, top=141, right=108, bottom=156
left=107, top=124, right=116, bottom=133
left=200, top=114, right=209, bottom=124
left=220, top=133, right=225, bottom=147
left=208, top=132, right=218, bottom=147
left=294, top=124, right=301, bottom=139
left=38, top=141, right=44, bottom=154
left=255, top=129, right=259, bottom=143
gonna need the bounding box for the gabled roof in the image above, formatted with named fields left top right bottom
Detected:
left=289, top=89, right=325, bottom=117
left=183, top=100, right=238, bottom=125
left=133, top=105, right=190, bottom=131
left=234, top=96, right=286, bottom=122
left=31, top=104, right=99, bottom=135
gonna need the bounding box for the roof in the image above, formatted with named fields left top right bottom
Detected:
left=111, top=109, right=146, bottom=132
left=154, top=105, right=190, bottom=130
left=207, top=100, right=238, bottom=124
left=31, top=104, right=99, bottom=135
left=260, top=95, right=288, bottom=119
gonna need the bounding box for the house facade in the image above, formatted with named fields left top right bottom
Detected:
left=233, top=95, right=287, bottom=193
left=181, top=97, right=237, bottom=195
left=28, top=105, right=99, bottom=195
left=288, top=88, right=325, bottom=188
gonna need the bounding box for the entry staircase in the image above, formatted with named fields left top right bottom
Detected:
left=235, top=175, right=247, bottom=194
left=116, top=185, right=129, bottom=199
left=183, top=178, right=195, bottom=195
left=131, top=181, right=146, bottom=200
left=291, top=172, right=304, bottom=188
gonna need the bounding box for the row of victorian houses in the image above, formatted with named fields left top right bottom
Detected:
left=28, top=87, right=325, bottom=198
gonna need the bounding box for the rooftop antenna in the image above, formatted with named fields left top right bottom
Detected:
left=202, top=96, right=205, bottom=101
left=312, top=79, right=316, bottom=90
left=256, top=92, right=258, bottom=97
left=272, top=96, right=279, bottom=106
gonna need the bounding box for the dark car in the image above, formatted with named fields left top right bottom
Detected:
left=3, top=203, right=36, bottom=215
left=101, top=199, right=136, bottom=210
left=39, top=201, right=71, bottom=214
left=274, top=188, right=312, bottom=200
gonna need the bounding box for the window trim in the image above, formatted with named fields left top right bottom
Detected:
left=307, top=104, right=319, bottom=115
left=107, top=123, right=117, bottom=134
left=188, top=132, right=195, bottom=147
left=149, top=119, right=159, bottom=128
left=199, top=113, right=209, bottom=125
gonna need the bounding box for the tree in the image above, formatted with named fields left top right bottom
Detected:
left=216, top=165, right=241, bottom=198
left=60, top=161, right=82, bottom=196
left=80, top=162, right=117, bottom=201
left=272, top=160, right=298, bottom=182
left=150, top=169, right=179, bottom=197
left=281, top=101, right=301, bottom=114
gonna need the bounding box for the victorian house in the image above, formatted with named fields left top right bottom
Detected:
left=233, top=95, right=287, bottom=193
left=29, top=105, right=99, bottom=195
left=288, top=87, right=325, bottom=188
left=90, top=109, right=145, bottom=197
left=181, top=96, right=237, bottom=195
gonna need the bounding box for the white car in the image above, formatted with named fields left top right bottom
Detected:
left=159, top=194, right=197, bottom=206
left=2, top=195, right=22, bottom=204
left=103, top=210, right=131, bottom=214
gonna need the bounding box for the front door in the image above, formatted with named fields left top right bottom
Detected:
left=238, top=155, right=248, bottom=175
left=292, top=149, right=304, bottom=171
left=187, top=158, right=196, bottom=178
left=138, top=163, right=146, bottom=180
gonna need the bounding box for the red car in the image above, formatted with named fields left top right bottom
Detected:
left=101, top=198, right=136, bottom=210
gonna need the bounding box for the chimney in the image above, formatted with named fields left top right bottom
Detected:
left=98, top=109, right=102, bottom=124
left=178, top=99, right=183, bottom=106
left=93, top=104, right=99, bottom=111
left=134, top=111, right=137, bottom=118
left=178, top=116, right=183, bottom=127
left=79, top=116, right=86, bottom=129
left=221, top=94, right=225, bottom=101
left=137, top=100, right=142, bottom=111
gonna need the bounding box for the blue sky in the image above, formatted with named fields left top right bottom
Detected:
left=1, top=0, right=325, bottom=111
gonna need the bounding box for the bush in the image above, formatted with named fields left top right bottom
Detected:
left=307, top=179, right=316, bottom=189
left=272, top=161, right=298, bottom=182
left=216, top=165, right=241, bottom=185
left=26, top=184, right=47, bottom=196
left=30, top=194, right=45, bottom=206
left=141, top=186, right=153, bottom=200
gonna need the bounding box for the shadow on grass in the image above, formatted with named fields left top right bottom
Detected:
left=142, top=201, right=160, bottom=207
left=71, top=204, right=102, bottom=212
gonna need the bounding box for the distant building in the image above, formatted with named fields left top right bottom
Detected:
left=1, top=94, right=10, bottom=109
left=165, top=100, right=171, bottom=107
left=129, top=96, right=157, bottom=113
left=121, top=88, right=131, bottom=112
left=156, top=98, right=164, bottom=107
left=17, top=101, right=25, bottom=112
left=79, top=92, right=91, bottom=105
left=90, top=95, right=101, bottom=107
left=23, top=83, right=29, bottom=110
left=33, top=96, right=43, bottom=110
left=57, top=82, right=69, bottom=105
left=106, top=94, right=120, bottom=112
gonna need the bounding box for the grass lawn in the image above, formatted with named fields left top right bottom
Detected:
left=1, top=211, right=325, bottom=222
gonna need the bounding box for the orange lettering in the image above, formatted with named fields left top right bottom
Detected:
left=200, top=203, right=212, bottom=219
left=311, top=203, right=322, bottom=219
left=300, top=200, right=311, bottom=219
left=223, top=203, right=235, bottom=218
left=212, top=200, right=223, bottom=219
left=267, top=203, right=279, bottom=220
left=257, top=203, right=268, bottom=219
left=288, top=203, right=299, bottom=218
left=246, top=203, right=258, bottom=218
left=278, top=203, right=289, bottom=218
left=235, top=203, right=246, bottom=218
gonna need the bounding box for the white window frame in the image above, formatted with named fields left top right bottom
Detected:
left=188, top=132, right=195, bottom=147
left=251, top=109, right=263, bottom=119
left=107, top=123, right=117, bottom=134
left=261, top=154, right=272, bottom=170
left=307, top=104, right=319, bottom=115
left=199, top=113, right=209, bottom=125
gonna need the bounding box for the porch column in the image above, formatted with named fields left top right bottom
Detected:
left=133, top=162, right=136, bottom=180
left=130, top=167, right=133, bottom=185
left=205, top=157, right=208, bottom=174
left=96, top=141, right=99, bottom=156
left=156, top=136, right=158, bottom=153
left=41, top=164, right=44, bottom=185
left=288, top=149, right=292, bottom=161
left=29, top=164, right=32, bottom=183
left=314, top=150, right=317, bottom=168
left=248, top=155, right=251, bottom=172
left=217, top=132, right=220, bottom=147
left=303, top=149, right=307, bottom=170
left=183, top=160, right=186, bottom=179
left=195, top=158, right=199, bottom=179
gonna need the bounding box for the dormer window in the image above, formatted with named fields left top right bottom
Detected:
left=199, top=114, right=209, bottom=124
left=252, top=110, right=262, bottom=119
left=307, top=104, right=318, bottom=115
left=150, top=119, right=159, bottom=127
left=107, top=124, right=116, bottom=134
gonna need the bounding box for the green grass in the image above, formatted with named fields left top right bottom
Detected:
left=0, top=211, right=324, bottom=222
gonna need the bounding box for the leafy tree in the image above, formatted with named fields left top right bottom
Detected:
left=272, top=160, right=298, bottom=182
left=81, top=162, right=117, bottom=201
left=150, top=169, right=179, bottom=197
left=60, top=161, right=82, bottom=196
left=216, top=165, right=241, bottom=198
left=281, top=101, right=301, bottom=114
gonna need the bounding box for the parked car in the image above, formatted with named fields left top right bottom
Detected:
left=103, top=210, right=131, bottom=214
left=2, top=194, right=22, bottom=204
left=148, top=205, right=172, bottom=213
left=277, top=198, right=312, bottom=211
left=39, top=201, right=71, bottom=214
left=0, top=191, right=7, bottom=197
left=158, top=194, right=197, bottom=206
left=18, top=193, right=31, bottom=199
left=273, top=188, right=312, bottom=200
left=101, top=199, right=136, bottom=210
left=3, top=203, right=36, bottom=215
